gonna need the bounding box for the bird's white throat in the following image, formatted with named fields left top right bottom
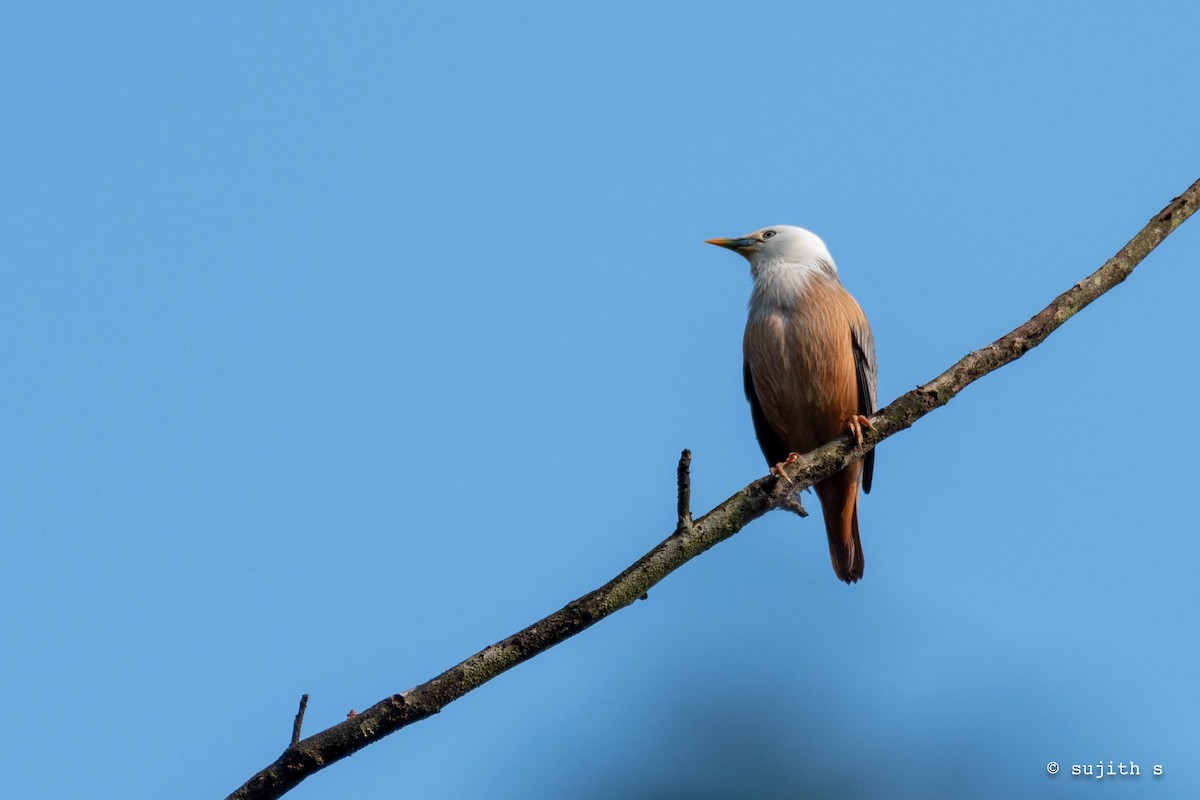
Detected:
left=748, top=256, right=840, bottom=316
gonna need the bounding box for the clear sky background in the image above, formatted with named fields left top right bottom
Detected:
left=2, top=3, right=1198, bottom=798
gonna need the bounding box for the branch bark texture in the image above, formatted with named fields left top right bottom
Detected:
left=227, top=179, right=1199, bottom=800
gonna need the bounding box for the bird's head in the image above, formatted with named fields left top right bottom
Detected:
left=705, top=225, right=833, bottom=270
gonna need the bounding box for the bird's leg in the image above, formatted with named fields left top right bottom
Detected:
left=772, top=452, right=801, bottom=483
left=847, top=415, right=874, bottom=447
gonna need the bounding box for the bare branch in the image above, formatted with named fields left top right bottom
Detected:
left=675, top=448, right=692, bottom=532
left=226, top=178, right=1199, bottom=800
left=777, top=492, right=809, bottom=518
left=289, top=695, right=308, bottom=747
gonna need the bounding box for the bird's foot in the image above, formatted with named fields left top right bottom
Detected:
left=847, top=415, right=874, bottom=447
left=772, top=452, right=801, bottom=483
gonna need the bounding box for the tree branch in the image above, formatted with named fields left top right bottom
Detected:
left=289, top=695, right=308, bottom=747
left=675, top=448, right=692, bottom=532
left=226, top=178, right=1199, bottom=800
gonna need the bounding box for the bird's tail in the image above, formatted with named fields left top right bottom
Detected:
left=816, top=469, right=864, bottom=584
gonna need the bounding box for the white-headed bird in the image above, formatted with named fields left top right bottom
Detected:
left=707, top=226, right=877, bottom=583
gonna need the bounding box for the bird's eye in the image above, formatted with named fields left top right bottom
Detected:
left=762, top=230, right=776, bottom=239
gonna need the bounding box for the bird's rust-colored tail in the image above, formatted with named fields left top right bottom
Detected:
left=815, top=466, right=864, bottom=584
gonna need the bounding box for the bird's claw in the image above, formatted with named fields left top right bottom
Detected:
left=847, top=415, right=874, bottom=447
left=772, top=452, right=801, bottom=483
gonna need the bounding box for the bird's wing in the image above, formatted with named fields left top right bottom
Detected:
left=744, top=361, right=791, bottom=466
left=851, top=318, right=878, bottom=493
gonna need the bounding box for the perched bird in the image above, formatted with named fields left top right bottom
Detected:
left=706, top=226, right=877, bottom=583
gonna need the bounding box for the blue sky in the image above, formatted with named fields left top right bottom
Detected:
left=2, top=3, right=1198, bottom=798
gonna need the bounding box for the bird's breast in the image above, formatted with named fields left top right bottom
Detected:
left=744, top=279, right=862, bottom=452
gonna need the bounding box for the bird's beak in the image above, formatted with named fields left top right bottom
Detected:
left=705, top=237, right=756, bottom=251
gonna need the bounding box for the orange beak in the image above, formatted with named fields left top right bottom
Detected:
left=705, top=236, right=756, bottom=250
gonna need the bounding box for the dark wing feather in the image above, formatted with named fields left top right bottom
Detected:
left=851, top=320, right=878, bottom=494
left=744, top=361, right=791, bottom=467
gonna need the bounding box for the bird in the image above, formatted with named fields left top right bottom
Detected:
left=706, top=225, right=877, bottom=583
